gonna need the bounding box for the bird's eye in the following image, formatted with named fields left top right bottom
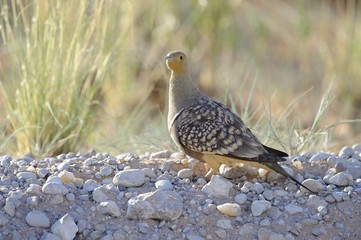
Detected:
left=180, top=55, right=183, bottom=60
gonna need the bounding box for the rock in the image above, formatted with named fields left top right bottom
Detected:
left=127, top=190, right=183, bottom=221
left=219, top=164, right=246, bottom=179
left=42, top=182, right=68, bottom=195
left=284, top=204, right=303, bottom=215
left=155, top=180, right=173, bottom=190
left=329, top=172, right=353, bottom=186
left=201, top=176, right=233, bottom=198
left=217, top=203, right=241, bottom=217
left=58, top=170, right=75, bottom=184
left=309, top=153, right=331, bottom=162
left=251, top=200, right=271, bottom=217
left=26, top=210, right=50, bottom=227
left=37, top=168, right=50, bottom=178
left=150, top=150, right=172, bottom=159
left=249, top=182, right=264, bottom=194
left=0, top=155, right=11, bottom=167
left=57, top=162, right=70, bottom=171
left=4, top=201, right=16, bottom=217
left=97, top=200, right=121, bottom=217
left=93, top=187, right=109, bottom=202
left=0, top=212, right=9, bottom=226
left=16, top=172, right=37, bottom=180
left=51, top=213, right=78, bottom=240
left=311, top=227, right=327, bottom=236
left=352, top=143, right=361, bottom=152
left=83, top=179, right=101, bottom=192
left=41, top=233, right=62, bottom=240
left=301, top=179, right=324, bottom=192
left=113, top=169, right=146, bottom=187
left=263, top=190, right=276, bottom=201
left=216, top=218, right=233, bottom=229
left=339, top=146, right=354, bottom=158
left=99, top=166, right=113, bottom=177
left=177, top=168, right=193, bottom=179
left=234, top=193, right=247, bottom=204
left=141, top=168, right=157, bottom=178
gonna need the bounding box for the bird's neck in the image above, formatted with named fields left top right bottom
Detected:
left=168, top=72, right=202, bottom=125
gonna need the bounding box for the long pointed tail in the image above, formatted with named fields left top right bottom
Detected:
left=263, top=162, right=316, bottom=194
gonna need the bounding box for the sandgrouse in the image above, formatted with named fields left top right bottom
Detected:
left=164, top=50, right=315, bottom=193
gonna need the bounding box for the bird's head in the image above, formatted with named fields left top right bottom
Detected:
left=164, top=51, right=188, bottom=73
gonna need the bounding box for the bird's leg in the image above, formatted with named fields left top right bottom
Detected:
left=203, top=159, right=221, bottom=180
left=204, top=168, right=218, bottom=180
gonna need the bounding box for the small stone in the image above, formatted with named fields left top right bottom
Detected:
left=155, top=180, right=173, bottom=190
left=99, top=166, right=113, bottom=177
left=127, top=190, right=183, bottom=221
left=51, top=213, right=78, bottom=240
left=113, top=169, right=146, bottom=187
left=263, top=190, right=275, bottom=201
left=329, top=172, right=353, bottom=186
left=234, top=193, right=247, bottom=204
left=58, top=170, right=75, bottom=184
left=219, top=164, right=247, bottom=179
left=42, top=182, right=68, bottom=195
left=37, top=168, right=50, bottom=178
left=301, top=179, right=324, bottom=192
left=97, top=200, right=121, bottom=217
left=217, top=203, right=241, bottom=217
left=4, top=201, right=15, bottom=217
left=41, top=233, right=62, bottom=240
left=141, top=168, right=157, bottom=178
left=201, top=176, right=233, bottom=198
left=309, top=153, right=331, bottom=162
left=339, top=146, right=354, bottom=158
left=260, top=219, right=271, bottom=226
left=251, top=200, right=271, bottom=217
left=16, top=172, right=37, bottom=180
left=311, top=227, right=326, bottom=236
left=284, top=204, right=303, bottom=215
left=0, top=155, right=11, bottom=167
left=249, top=182, right=264, bottom=194
left=352, top=143, right=361, bottom=152
left=77, top=219, right=87, bottom=233
left=93, top=187, right=109, bottom=202
left=216, top=218, right=233, bottom=229
left=57, top=162, right=70, bottom=171
left=177, top=168, right=193, bottom=179
left=150, top=150, right=172, bottom=159
left=26, top=210, right=50, bottom=227
left=49, top=195, right=64, bottom=204
left=83, top=179, right=100, bottom=192
left=66, top=193, right=75, bottom=201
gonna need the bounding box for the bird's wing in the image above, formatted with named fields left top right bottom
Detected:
left=174, top=98, right=285, bottom=163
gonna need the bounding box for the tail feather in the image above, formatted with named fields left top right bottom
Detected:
left=263, top=162, right=316, bottom=194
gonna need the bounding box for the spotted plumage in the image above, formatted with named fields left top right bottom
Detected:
left=165, top=50, right=316, bottom=193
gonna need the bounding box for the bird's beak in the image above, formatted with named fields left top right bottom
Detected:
left=164, top=55, right=171, bottom=60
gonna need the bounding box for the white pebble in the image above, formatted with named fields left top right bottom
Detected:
left=97, top=200, right=121, bottom=217
left=42, top=182, right=68, bottom=195
left=216, top=218, right=233, bottom=229
left=155, top=180, right=173, bottom=190
left=285, top=204, right=303, bottom=215
left=113, top=169, right=146, bottom=187
left=177, top=168, right=193, bottom=179
left=202, top=176, right=233, bottom=198
left=217, top=203, right=241, bottom=217
left=51, top=213, right=78, bottom=240
left=301, top=179, right=324, bottom=192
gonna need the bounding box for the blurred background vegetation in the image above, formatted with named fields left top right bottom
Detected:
left=0, top=0, right=360, bottom=157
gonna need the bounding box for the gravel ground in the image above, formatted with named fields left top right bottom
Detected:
left=1, top=144, right=361, bottom=240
